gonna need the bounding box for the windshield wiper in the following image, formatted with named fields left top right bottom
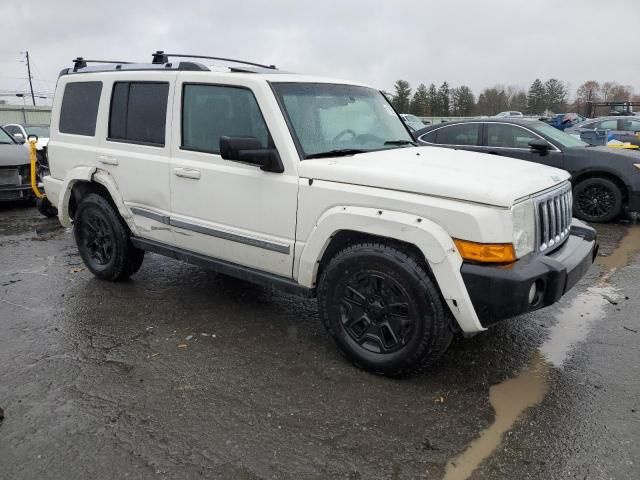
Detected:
left=384, top=139, right=417, bottom=146
left=306, top=149, right=367, bottom=159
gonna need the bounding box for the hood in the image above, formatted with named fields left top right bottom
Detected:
left=0, top=143, right=30, bottom=167
left=298, top=146, right=570, bottom=207
left=584, top=145, right=640, bottom=161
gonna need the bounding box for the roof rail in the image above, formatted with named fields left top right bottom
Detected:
left=73, top=57, right=132, bottom=72
left=151, top=51, right=277, bottom=70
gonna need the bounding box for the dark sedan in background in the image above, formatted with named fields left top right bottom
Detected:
left=414, top=119, right=640, bottom=223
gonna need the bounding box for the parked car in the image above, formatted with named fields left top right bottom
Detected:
left=414, top=118, right=640, bottom=223
left=3, top=123, right=50, bottom=152
left=565, top=116, right=640, bottom=146
left=0, top=126, right=32, bottom=202
left=495, top=111, right=524, bottom=118
left=44, top=54, right=596, bottom=376
left=399, top=113, right=427, bottom=131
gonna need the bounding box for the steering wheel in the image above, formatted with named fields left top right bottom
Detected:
left=332, top=129, right=357, bottom=143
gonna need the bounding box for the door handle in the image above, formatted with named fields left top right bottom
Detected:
left=98, top=155, right=118, bottom=166
left=173, top=168, right=201, bottom=180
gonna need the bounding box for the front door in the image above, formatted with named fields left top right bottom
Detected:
left=481, top=122, right=564, bottom=169
left=168, top=76, right=298, bottom=278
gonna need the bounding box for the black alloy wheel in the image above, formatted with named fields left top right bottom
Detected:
left=574, top=177, right=623, bottom=223
left=339, top=271, right=416, bottom=354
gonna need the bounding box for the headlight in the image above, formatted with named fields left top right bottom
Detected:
left=512, top=199, right=535, bottom=258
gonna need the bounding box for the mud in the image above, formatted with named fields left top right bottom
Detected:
left=1, top=204, right=639, bottom=480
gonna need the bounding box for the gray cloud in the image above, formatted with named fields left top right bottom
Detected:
left=1, top=0, right=638, bottom=104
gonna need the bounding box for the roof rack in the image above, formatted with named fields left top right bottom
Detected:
left=151, top=51, right=277, bottom=71
left=73, top=57, right=133, bottom=72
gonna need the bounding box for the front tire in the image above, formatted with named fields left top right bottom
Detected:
left=74, top=193, right=144, bottom=281
left=317, top=242, right=453, bottom=377
left=573, top=177, right=623, bottom=223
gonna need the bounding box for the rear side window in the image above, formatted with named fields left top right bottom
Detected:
left=486, top=124, right=538, bottom=148
left=181, top=84, right=269, bottom=154
left=109, top=82, right=169, bottom=146
left=434, top=124, right=480, bottom=146
left=59, top=82, right=102, bottom=136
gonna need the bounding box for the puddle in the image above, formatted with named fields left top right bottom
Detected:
left=597, top=224, right=640, bottom=271
left=443, top=226, right=635, bottom=480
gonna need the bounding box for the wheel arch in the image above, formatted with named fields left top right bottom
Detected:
left=296, top=206, right=485, bottom=334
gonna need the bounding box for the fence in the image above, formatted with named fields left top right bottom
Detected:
left=0, top=105, right=52, bottom=125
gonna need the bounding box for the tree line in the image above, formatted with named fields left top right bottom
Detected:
left=390, top=79, right=638, bottom=117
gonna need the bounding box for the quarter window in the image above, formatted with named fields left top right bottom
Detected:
left=108, top=82, right=169, bottom=146
left=181, top=84, right=269, bottom=154
left=434, top=124, right=480, bottom=146
left=486, top=124, right=538, bottom=148
left=59, top=81, right=102, bottom=136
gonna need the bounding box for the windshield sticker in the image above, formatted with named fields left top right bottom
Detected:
left=383, top=104, right=396, bottom=116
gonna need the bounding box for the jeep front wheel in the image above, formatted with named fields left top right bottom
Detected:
left=74, top=193, right=144, bottom=281
left=317, top=242, right=453, bottom=377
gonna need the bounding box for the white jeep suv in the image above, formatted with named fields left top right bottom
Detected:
left=43, top=53, right=597, bottom=376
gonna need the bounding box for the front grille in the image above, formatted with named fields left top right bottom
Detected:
left=535, top=182, right=573, bottom=253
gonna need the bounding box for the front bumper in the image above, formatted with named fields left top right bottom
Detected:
left=460, top=220, right=598, bottom=327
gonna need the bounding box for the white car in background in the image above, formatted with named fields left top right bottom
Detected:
left=494, top=111, right=524, bottom=118
left=3, top=123, right=50, bottom=151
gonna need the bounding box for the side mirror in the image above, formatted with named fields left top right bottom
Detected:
left=219, top=136, right=284, bottom=173
left=529, top=139, right=550, bottom=156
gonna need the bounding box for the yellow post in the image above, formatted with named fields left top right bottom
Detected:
left=28, top=137, right=45, bottom=199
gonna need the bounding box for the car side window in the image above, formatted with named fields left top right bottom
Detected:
left=4, top=125, right=18, bottom=135
left=419, top=130, right=437, bottom=143
left=594, top=119, right=617, bottom=130
left=433, top=124, right=480, bottom=146
left=181, top=84, right=269, bottom=154
left=621, top=119, right=640, bottom=132
left=59, top=81, right=102, bottom=136
left=486, top=124, right=538, bottom=148
left=108, top=82, right=169, bottom=146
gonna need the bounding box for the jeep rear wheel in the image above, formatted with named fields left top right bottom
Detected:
left=74, top=193, right=144, bottom=281
left=317, top=242, right=453, bottom=377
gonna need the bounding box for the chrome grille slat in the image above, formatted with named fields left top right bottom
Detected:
left=534, top=182, right=572, bottom=254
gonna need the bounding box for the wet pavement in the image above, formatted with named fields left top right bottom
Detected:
left=0, top=202, right=638, bottom=480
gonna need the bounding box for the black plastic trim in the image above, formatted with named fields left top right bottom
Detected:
left=461, top=221, right=597, bottom=327
left=130, top=237, right=312, bottom=297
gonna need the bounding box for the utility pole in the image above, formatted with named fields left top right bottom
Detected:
left=24, top=51, right=36, bottom=106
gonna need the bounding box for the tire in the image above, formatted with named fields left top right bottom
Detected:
left=317, top=242, right=453, bottom=377
left=36, top=197, right=58, bottom=218
left=73, top=193, right=144, bottom=281
left=573, top=177, right=623, bottom=223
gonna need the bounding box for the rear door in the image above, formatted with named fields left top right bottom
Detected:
left=95, top=73, right=176, bottom=246
left=481, top=122, right=564, bottom=169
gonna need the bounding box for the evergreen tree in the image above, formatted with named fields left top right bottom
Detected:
left=544, top=78, right=568, bottom=113
left=527, top=79, right=545, bottom=114
left=426, top=83, right=438, bottom=116
left=451, top=86, right=475, bottom=116
left=437, top=82, right=450, bottom=116
left=391, top=80, right=412, bottom=113
left=410, top=84, right=429, bottom=116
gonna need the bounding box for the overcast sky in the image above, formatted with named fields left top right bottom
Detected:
left=1, top=0, right=638, bottom=105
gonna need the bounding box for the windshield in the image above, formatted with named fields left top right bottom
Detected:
left=534, top=122, right=588, bottom=148
left=25, top=125, right=50, bottom=138
left=0, top=128, right=15, bottom=144
left=272, top=83, right=413, bottom=158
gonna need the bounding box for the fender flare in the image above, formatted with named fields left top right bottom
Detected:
left=56, top=167, right=137, bottom=235
left=297, top=205, right=485, bottom=333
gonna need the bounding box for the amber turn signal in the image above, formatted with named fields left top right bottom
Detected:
left=453, top=239, right=516, bottom=264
